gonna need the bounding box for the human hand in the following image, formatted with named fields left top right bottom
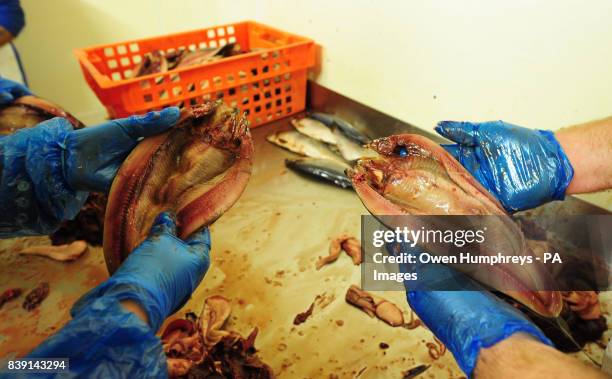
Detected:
left=0, top=77, right=31, bottom=104
left=388, top=242, right=551, bottom=376
left=435, top=120, right=573, bottom=212
left=73, top=212, right=211, bottom=331
left=62, top=107, right=180, bottom=193
left=408, top=288, right=551, bottom=376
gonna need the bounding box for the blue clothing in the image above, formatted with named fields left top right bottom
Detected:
left=0, top=103, right=179, bottom=236
left=0, top=0, right=25, bottom=37
left=25, top=297, right=167, bottom=378
left=0, top=119, right=88, bottom=237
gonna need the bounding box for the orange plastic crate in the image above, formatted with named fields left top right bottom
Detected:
left=74, top=21, right=315, bottom=127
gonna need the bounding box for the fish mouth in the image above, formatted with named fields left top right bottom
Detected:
left=103, top=101, right=253, bottom=273
left=347, top=134, right=562, bottom=317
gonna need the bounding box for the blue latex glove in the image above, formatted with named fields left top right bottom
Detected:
left=26, top=212, right=211, bottom=378
left=0, top=118, right=87, bottom=237
left=0, top=76, right=31, bottom=104
left=72, top=211, right=211, bottom=331
left=25, top=297, right=167, bottom=379
left=388, top=242, right=552, bottom=377
left=64, top=106, right=180, bottom=193
left=435, top=121, right=574, bottom=212
left=0, top=0, right=25, bottom=38
left=0, top=107, right=179, bottom=237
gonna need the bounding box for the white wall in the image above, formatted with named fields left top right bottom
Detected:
left=13, top=0, right=612, bottom=207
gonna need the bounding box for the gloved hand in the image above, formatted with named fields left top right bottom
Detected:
left=63, top=106, right=180, bottom=193
left=408, top=289, right=552, bottom=377
left=435, top=121, right=574, bottom=212
left=0, top=107, right=179, bottom=238
left=27, top=212, right=211, bottom=378
left=0, top=77, right=31, bottom=104
left=73, top=211, right=211, bottom=331
left=388, top=242, right=552, bottom=377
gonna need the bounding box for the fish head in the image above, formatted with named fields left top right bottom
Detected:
left=181, top=100, right=253, bottom=161
left=348, top=134, right=478, bottom=216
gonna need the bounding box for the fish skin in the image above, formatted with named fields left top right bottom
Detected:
left=266, top=130, right=347, bottom=165
left=285, top=158, right=352, bottom=189
left=291, top=118, right=336, bottom=145
left=310, top=112, right=370, bottom=145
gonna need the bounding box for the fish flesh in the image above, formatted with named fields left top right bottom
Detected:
left=162, top=295, right=273, bottom=378
left=347, top=134, right=562, bottom=317
left=266, top=130, right=346, bottom=165
left=104, top=101, right=253, bottom=273
left=316, top=234, right=362, bottom=269
left=0, top=288, right=21, bottom=310
left=310, top=112, right=370, bottom=145
left=345, top=285, right=405, bottom=327
left=20, top=240, right=88, bottom=262
left=285, top=158, right=352, bottom=189
left=22, top=282, right=49, bottom=311
left=291, top=117, right=336, bottom=144
left=50, top=192, right=107, bottom=246
left=0, top=95, right=84, bottom=135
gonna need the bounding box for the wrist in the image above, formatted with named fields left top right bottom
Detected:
left=537, top=130, right=574, bottom=200
left=409, top=291, right=552, bottom=377
left=555, top=120, right=612, bottom=195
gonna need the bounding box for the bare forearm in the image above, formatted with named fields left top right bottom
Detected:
left=556, top=117, right=612, bottom=194
left=474, top=333, right=607, bottom=379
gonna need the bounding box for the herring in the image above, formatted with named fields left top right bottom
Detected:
left=285, top=158, right=352, bottom=189
left=266, top=130, right=347, bottom=165
left=291, top=117, right=336, bottom=144
left=332, top=126, right=375, bottom=162
left=310, top=112, right=371, bottom=145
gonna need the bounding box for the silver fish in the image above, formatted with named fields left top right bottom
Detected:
left=291, top=118, right=336, bottom=145
left=332, top=126, right=375, bottom=162
left=266, top=130, right=347, bottom=165
left=310, top=112, right=370, bottom=145
left=285, top=158, right=352, bottom=189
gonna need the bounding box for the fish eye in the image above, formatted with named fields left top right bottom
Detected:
left=394, top=145, right=408, bottom=157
